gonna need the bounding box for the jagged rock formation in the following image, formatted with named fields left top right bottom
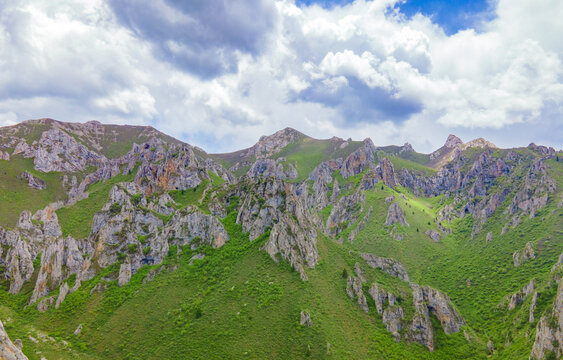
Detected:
left=530, top=256, right=563, bottom=359
left=247, top=158, right=297, bottom=180
left=243, top=128, right=304, bottom=160
left=0, top=120, right=561, bottom=358
left=407, top=284, right=465, bottom=351
left=385, top=202, right=408, bottom=227
left=513, top=242, right=536, bottom=267
left=341, top=139, right=376, bottom=178
left=346, top=276, right=369, bottom=313
left=361, top=253, right=410, bottom=282
left=507, top=279, right=535, bottom=310
left=18, top=171, right=46, bottom=190
left=0, top=320, right=28, bottom=360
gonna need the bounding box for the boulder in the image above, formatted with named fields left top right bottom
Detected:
left=300, top=311, right=312, bottom=327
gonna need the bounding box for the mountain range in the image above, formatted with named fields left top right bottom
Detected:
left=0, top=118, right=562, bottom=359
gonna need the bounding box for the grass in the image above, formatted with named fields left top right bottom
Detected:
left=383, top=154, right=437, bottom=176
left=0, top=155, right=67, bottom=228
left=0, top=198, right=485, bottom=359
left=274, top=137, right=363, bottom=182
left=169, top=180, right=210, bottom=209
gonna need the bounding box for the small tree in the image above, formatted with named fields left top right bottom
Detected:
left=342, top=269, right=348, bottom=279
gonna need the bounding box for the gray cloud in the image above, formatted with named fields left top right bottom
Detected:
left=296, top=76, right=423, bottom=123
left=108, top=0, right=277, bottom=78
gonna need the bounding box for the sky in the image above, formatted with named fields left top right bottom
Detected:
left=0, top=0, right=561, bottom=154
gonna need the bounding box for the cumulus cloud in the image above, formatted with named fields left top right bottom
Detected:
left=0, top=0, right=561, bottom=153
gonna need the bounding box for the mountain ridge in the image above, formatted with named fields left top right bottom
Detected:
left=0, top=118, right=562, bottom=359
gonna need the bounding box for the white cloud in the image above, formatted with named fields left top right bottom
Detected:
left=0, top=0, right=561, bottom=153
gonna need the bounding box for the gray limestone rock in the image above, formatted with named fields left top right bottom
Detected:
left=118, top=262, right=132, bottom=287
left=383, top=306, right=405, bottom=342
left=0, top=320, right=28, bottom=360
left=300, top=311, right=312, bottom=327
left=55, top=282, right=69, bottom=309
left=19, top=171, right=46, bottom=190
left=346, top=276, right=369, bottom=313
left=425, top=230, right=442, bottom=242
left=385, top=203, right=408, bottom=227
left=513, top=242, right=535, bottom=267
left=361, top=253, right=409, bottom=282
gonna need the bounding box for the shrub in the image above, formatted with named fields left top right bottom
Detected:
left=110, top=203, right=122, bottom=215
left=127, top=244, right=138, bottom=253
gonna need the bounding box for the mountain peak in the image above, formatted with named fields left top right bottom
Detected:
left=444, top=134, right=463, bottom=148
left=250, top=127, right=306, bottom=159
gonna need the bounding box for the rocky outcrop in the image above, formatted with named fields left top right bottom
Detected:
left=19, top=128, right=105, bottom=172
left=36, top=296, right=54, bottom=312
left=55, top=282, right=70, bottom=309
left=407, top=284, right=465, bottom=351
left=399, top=142, right=414, bottom=154
left=425, top=230, right=442, bottom=242
left=90, top=183, right=229, bottom=275
left=385, top=203, right=408, bottom=226
left=263, top=213, right=318, bottom=281
left=368, top=283, right=397, bottom=315
left=0, top=320, right=29, bottom=360
left=29, top=235, right=91, bottom=304
left=340, top=139, right=376, bottom=179
left=508, top=279, right=535, bottom=310
left=528, top=143, right=556, bottom=158
left=243, top=128, right=304, bottom=159
left=118, top=262, right=132, bottom=287
left=507, top=158, right=555, bottom=219
left=247, top=158, right=297, bottom=180
left=348, top=206, right=373, bottom=242
left=346, top=276, right=369, bottom=313
left=513, top=242, right=535, bottom=267
left=530, top=261, right=562, bottom=359
left=383, top=306, right=405, bottom=342
left=326, top=190, right=365, bottom=238
left=407, top=284, right=435, bottom=351
left=0, top=150, right=10, bottom=160
left=235, top=178, right=319, bottom=279
left=300, top=311, right=312, bottom=327
left=19, top=171, right=46, bottom=190
left=486, top=232, right=493, bottom=242
left=360, top=253, right=409, bottom=282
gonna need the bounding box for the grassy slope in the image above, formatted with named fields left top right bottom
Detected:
left=347, top=152, right=563, bottom=359
left=0, top=200, right=483, bottom=360
left=274, top=138, right=363, bottom=182
left=0, top=155, right=66, bottom=228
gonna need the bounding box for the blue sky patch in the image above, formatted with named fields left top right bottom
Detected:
left=296, top=0, right=496, bottom=35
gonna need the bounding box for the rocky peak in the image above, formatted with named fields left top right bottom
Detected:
left=246, top=127, right=306, bottom=159
left=399, top=142, right=415, bottom=153
left=464, top=138, right=496, bottom=149
left=444, top=134, right=463, bottom=148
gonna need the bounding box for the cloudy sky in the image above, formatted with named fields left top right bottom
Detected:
left=0, top=0, right=561, bottom=153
